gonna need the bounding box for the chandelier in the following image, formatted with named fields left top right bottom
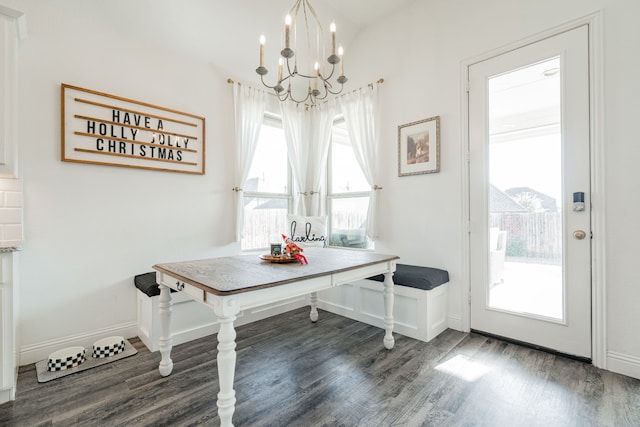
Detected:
left=255, top=0, right=347, bottom=105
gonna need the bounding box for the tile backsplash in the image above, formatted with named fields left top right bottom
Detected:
left=0, top=178, right=23, bottom=248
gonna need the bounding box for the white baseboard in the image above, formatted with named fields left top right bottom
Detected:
left=607, top=351, right=640, bottom=380
left=19, top=321, right=138, bottom=366
left=447, top=314, right=464, bottom=332
left=0, top=386, right=15, bottom=404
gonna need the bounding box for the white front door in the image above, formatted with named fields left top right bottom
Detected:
left=468, top=25, right=591, bottom=359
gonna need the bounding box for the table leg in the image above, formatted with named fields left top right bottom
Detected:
left=217, top=314, right=237, bottom=427
left=383, top=272, right=395, bottom=350
left=309, top=292, right=319, bottom=322
left=158, top=284, right=174, bottom=376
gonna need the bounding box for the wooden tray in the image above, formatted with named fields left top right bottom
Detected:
left=260, top=254, right=299, bottom=263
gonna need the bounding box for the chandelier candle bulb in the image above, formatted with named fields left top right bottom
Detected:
left=259, top=35, right=265, bottom=67
left=278, top=58, right=283, bottom=81
left=285, top=15, right=292, bottom=49
left=330, top=22, right=336, bottom=55
left=339, top=45, right=344, bottom=76
left=314, top=62, right=319, bottom=90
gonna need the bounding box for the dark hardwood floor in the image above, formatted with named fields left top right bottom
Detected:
left=1, top=307, right=639, bottom=426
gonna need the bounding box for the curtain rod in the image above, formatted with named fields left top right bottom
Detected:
left=226, top=77, right=384, bottom=104
left=227, top=78, right=384, bottom=85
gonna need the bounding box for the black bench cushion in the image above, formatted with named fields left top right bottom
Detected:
left=367, top=264, right=449, bottom=291
left=134, top=272, right=175, bottom=297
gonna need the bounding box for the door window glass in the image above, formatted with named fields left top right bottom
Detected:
left=488, top=57, right=564, bottom=320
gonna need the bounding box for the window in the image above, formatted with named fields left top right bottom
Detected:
left=242, top=115, right=373, bottom=251
left=328, top=118, right=373, bottom=249
left=241, top=114, right=291, bottom=250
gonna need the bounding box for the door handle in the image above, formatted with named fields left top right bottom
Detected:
left=573, top=230, right=587, bottom=240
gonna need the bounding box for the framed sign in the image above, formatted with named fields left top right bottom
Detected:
left=397, top=115, right=440, bottom=176
left=61, top=84, right=205, bottom=174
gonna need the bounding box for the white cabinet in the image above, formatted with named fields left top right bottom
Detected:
left=0, top=251, right=18, bottom=403
left=0, top=5, right=25, bottom=404
left=0, top=5, right=25, bottom=178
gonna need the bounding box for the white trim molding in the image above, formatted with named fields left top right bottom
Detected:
left=460, top=11, right=606, bottom=367
left=607, top=352, right=640, bottom=381
left=586, top=11, right=607, bottom=371
left=0, top=4, right=26, bottom=179
left=0, top=5, right=27, bottom=40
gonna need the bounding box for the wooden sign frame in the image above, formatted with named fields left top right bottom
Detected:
left=61, top=84, right=205, bottom=174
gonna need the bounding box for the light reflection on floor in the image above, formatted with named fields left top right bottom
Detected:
left=435, top=354, right=492, bottom=382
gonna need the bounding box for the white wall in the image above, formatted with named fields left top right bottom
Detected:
left=346, top=0, right=640, bottom=378
left=15, top=0, right=238, bottom=363
left=9, top=0, right=640, bottom=380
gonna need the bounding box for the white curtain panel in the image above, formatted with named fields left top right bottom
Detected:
left=280, top=101, right=308, bottom=215
left=339, top=85, right=380, bottom=240
left=232, top=83, right=267, bottom=242
left=306, top=100, right=336, bottom=216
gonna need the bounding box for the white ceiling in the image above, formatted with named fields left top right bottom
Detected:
left=322, top=0, right=416, bottom=28
left=85, top=0, right=415, bottom=83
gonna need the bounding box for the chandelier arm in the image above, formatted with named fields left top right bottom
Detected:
left=317, top=80, right=341, bottom=99
left=324, top=84, right=345, bottom=95
left=287, top=86, right=313, bottom=104
left=313, top=90, right=329, bottom=101
left=323, top=64, right=336, bottom=80
left=289, top=0, right=302, bottom=18
left=305, top=0, right=321, bottom=23
left=280, top=74, right=293, bottom=84
left=290, top=92, right=312, bottom=104
left=276, top=90, right=291, bottom=102
left=302, top=2, right=313, bottom=80
left=259, top=74, right=280, bottom=91
left=304, top=0, right=326, bottom=77
left=285, top=57, right=297, bottom=78
left=295, top=71, right=320, bottom=79
left=285, top=70, right=331, bottom=81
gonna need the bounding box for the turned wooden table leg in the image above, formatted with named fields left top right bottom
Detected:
left=309, top=292, right=319, bottom=322
left=158, top=284, right=174, bottom=376
left=383, top=272, right=395, bottom=350
left=217, top=314, right=237, bottom=427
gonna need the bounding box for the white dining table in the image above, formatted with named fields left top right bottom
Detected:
left=153, top=247, right=398, bottom=427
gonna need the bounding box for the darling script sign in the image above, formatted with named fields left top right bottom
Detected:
left=61, top=84, right=205, bottom=174
left=286, top=215, right=327, bottom=248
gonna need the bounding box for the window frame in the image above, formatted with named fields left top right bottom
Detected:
left=327, top=116, right=373, bottom=250
left=241, top=112, right=292, bottom=251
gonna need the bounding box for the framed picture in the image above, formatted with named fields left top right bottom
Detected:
left=397, top=115, right=440, bottom=176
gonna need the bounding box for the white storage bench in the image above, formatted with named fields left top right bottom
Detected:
left=316, top=264, right=449, bottom=342
left=134, top=272, right=306, bottom=352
